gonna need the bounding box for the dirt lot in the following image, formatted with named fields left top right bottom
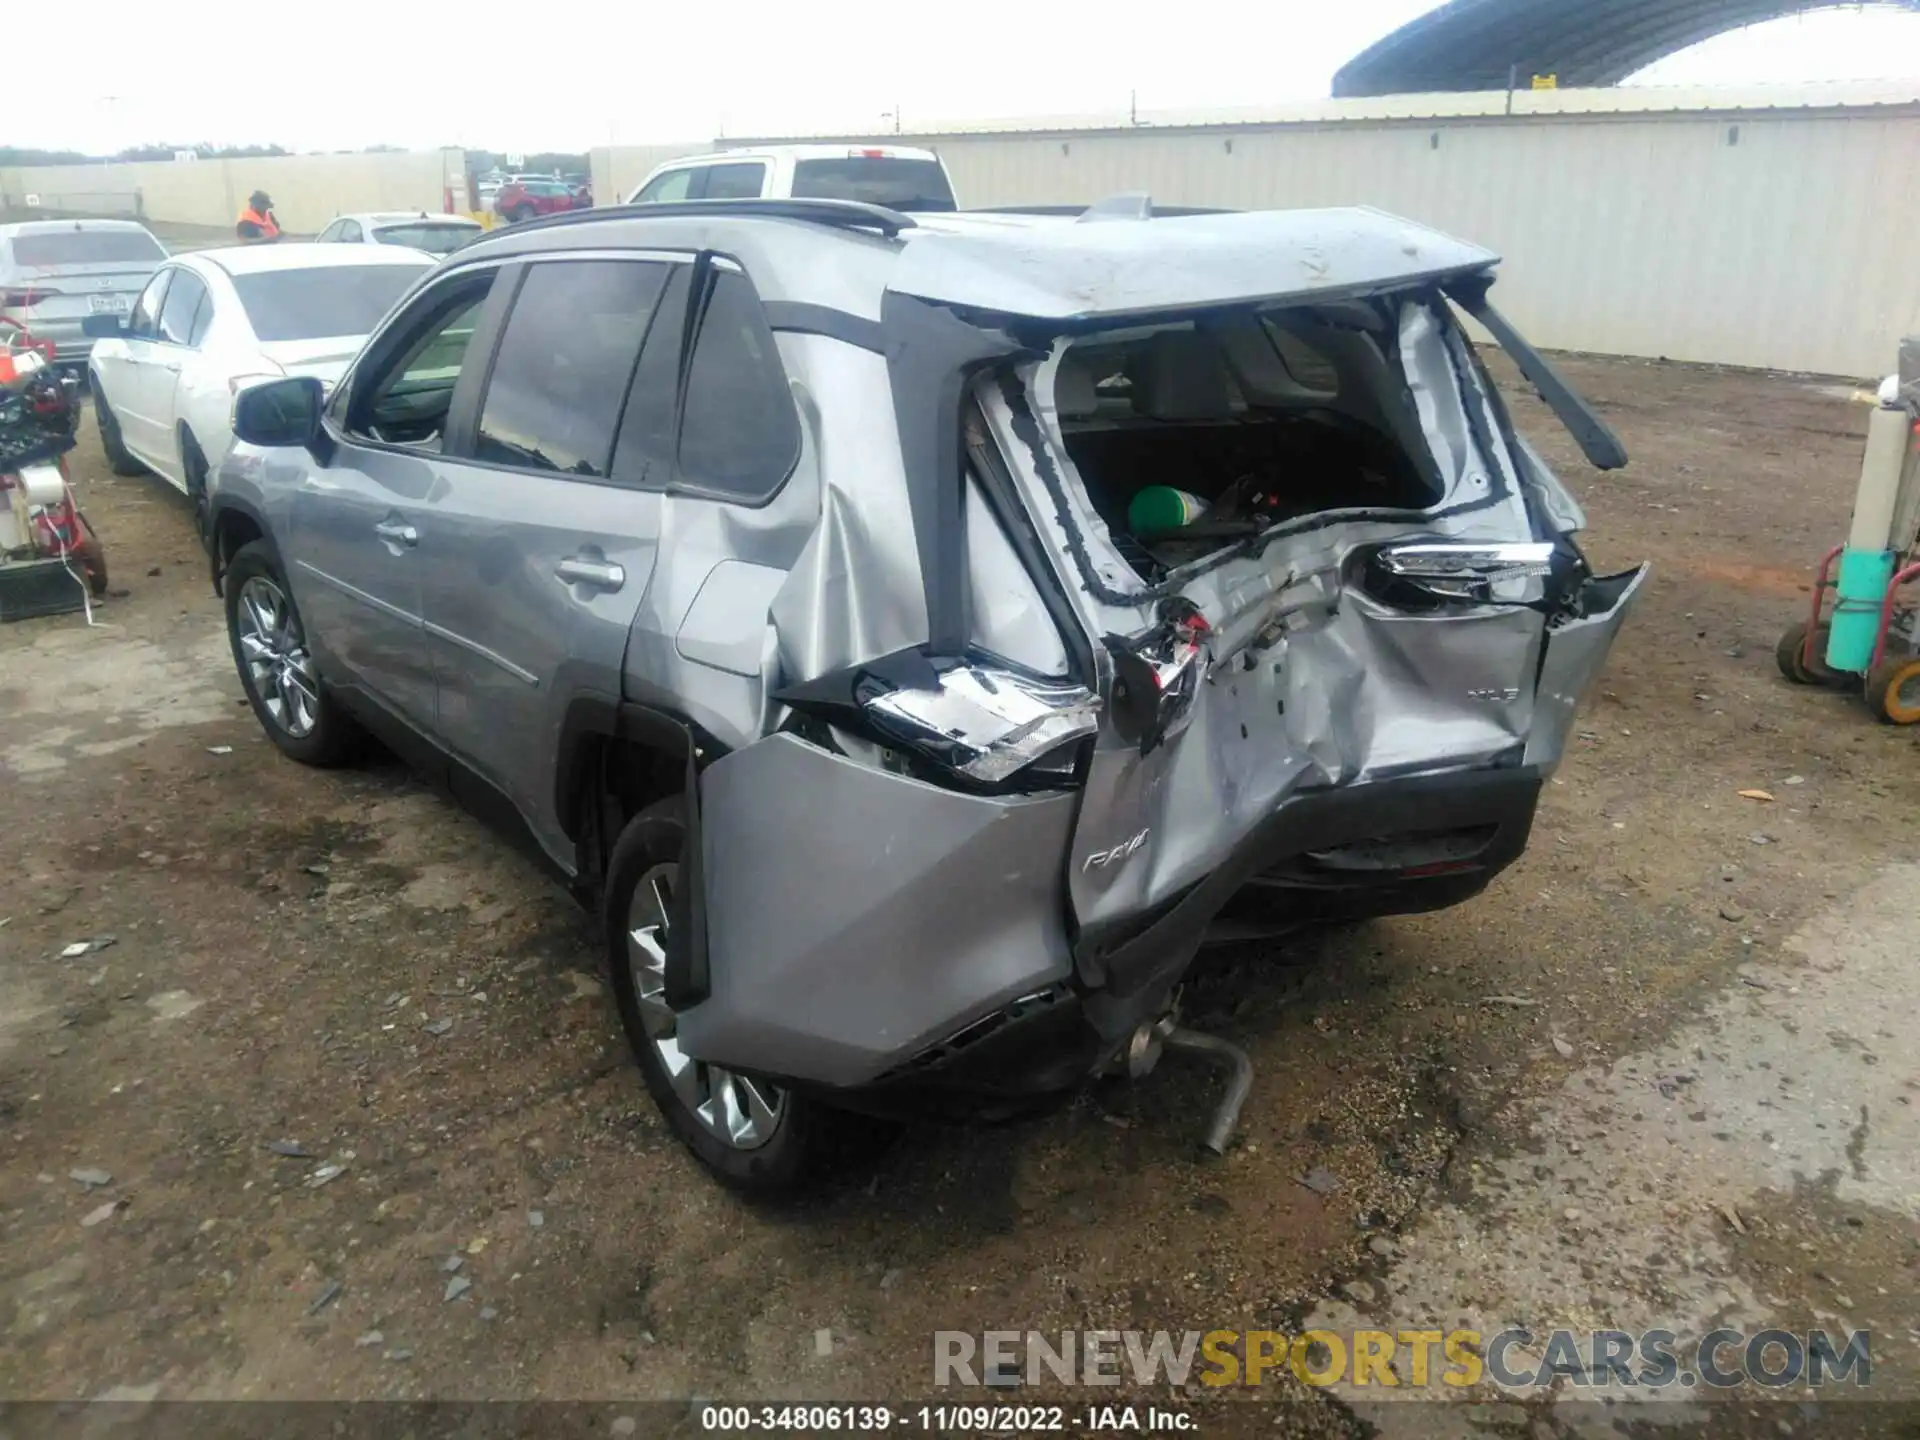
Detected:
left=2, top=356, right=1917, bottom=1430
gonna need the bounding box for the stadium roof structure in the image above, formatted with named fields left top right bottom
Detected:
left=1333, top=0, right=1920, bottom=96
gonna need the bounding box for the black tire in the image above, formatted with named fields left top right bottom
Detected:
left=93, top=390, right=144, bottom=477
left=223, top=539, right=360, bottom=767
left=1775, top=623, right=1815, bottom=684
left=603, top=797, right=867, bottom=1194
left=1775, top=621, right=1846, bottom=686
left=509, top=204, right=536, bottom=223
left=180, top=429, right=213, bottom=551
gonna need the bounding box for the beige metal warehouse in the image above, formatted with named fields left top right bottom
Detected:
left=595, top=83, right=1920, bottom=378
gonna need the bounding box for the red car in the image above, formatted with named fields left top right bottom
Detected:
left=494, top=178, right=592, bottom=223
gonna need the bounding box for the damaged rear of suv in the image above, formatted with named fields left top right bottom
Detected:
left=212, top=196, right=1643, bottom=1192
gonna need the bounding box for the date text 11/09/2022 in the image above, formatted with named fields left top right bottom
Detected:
left=698, top=1405, right=1190, bottom=1432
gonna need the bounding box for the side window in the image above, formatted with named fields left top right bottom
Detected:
left=609, top=265, right=692, bottom=486
left=347, top=273, right=496, bottom=449
left=127, top=270, right=171, bottom=340
left=340, top=220, right=364, bottom=243
left=675, top=267, right=799, bottom=498
left=635, top=168, right=696, bottom=204
left=157, top=270, right=209, bottom=346
left=700, top=163, right=765, bottom=200
left=315, top=221, right=341, bottom=242
left=472, top=259, right=671, bottom=478
left=188, top=289, right=215, bottom=346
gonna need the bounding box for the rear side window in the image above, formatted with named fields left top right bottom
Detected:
left=790, top=156, right=955, bottom=212
left=633, top=169, right=695, bottom=204
left=157, top=269, right=208, bottom=346
left=676, top=268, right=799, bottom=498
left=700, top=163, right=765, bottom=200
left=127, top=270, right=170, bottom=339
left=373, top=223, right=478, bottom=255
left=473, top=259, right=672, bottom=478
left=609, top=265, right=691, bottom=487
left=9, top=229, right=166, bottom=266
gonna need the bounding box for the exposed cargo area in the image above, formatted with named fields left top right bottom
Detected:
left=1052, top=314, right=1443, bottom=580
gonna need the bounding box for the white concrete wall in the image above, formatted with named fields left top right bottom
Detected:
left=0, top=150, right=465, bottom=236
left=607, top=99, right=1920, bottom=377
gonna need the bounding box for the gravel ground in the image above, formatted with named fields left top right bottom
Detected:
left=1, top=354, right=1916, bottom=1432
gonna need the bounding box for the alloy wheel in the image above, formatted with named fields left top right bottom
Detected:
left=626, top=861, right=786, bottom=1150
left=235, top=575, right=320, bottom=738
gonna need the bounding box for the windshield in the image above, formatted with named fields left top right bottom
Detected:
left=372, top=223, right=480, bottom=256
left=231, top=264, right=427, bottom=342
left=790, top=157, right=956, bottom=212
left=10, top=229, right=166, bottom=266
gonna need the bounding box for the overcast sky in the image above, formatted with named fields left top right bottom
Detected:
left=29, top=1, right=1920, bottom=155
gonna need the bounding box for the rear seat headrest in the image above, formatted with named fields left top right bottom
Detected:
left=1131, top=331, right=1241, bottom=421
left=1053, top=358, right=1099, bottom=419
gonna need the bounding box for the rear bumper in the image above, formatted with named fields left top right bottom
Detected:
left=1080, top=763, right=1539, bottom=1016
left=5, top=319, right=90, bottom=364
left=871, top=763, right=1540, bottom=1112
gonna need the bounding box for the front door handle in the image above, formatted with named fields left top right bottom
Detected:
left=373, top=519, right=418, bottom=547
left=556, top=556, right=625, bottom=592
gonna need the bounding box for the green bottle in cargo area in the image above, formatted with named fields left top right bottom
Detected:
left=1127, top=486, right=1210, bottom=534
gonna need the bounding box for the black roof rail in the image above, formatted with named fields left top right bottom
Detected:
left=486, top=197, right=918, bottom=241
left=968, top=203, right=1239, bottom=218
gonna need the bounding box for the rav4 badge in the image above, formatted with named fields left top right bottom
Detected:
left=1084, top=828, right=1150, bottom=872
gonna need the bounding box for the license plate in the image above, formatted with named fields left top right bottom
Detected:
left=87, top=294, right=128, bottom=314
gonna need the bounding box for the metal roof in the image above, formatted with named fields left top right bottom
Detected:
left=891, top=206, right=1498, bottom=321
left=1333, top=0, right=1920, bottom=96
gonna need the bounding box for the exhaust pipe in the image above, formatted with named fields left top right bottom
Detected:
left=1162, top=1027, right=1254, bottom=1155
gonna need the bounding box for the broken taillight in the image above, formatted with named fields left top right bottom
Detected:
left=1371, top=540, right=1556, bottom=606
left=1105, top=601, right=1210, bottom=754
left=860, top=663, right=1101, bottom=784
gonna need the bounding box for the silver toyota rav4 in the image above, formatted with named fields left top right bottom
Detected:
left=209, top=196, right=1644, bottom=1191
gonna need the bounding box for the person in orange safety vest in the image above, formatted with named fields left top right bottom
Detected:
left=236, top=191, right=282, bottom=242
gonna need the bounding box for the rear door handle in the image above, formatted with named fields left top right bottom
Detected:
left=373, top=519, right=418, bottom=547
left=556, top=557, right=625, bottom=592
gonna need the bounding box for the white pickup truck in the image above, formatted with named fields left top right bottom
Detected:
left=625, top=144, right=957, bottom=212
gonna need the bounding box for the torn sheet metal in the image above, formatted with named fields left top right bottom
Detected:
left=679, top=733, right=1078, bottom=1088
left=974, top=291, right=1642, bottom=935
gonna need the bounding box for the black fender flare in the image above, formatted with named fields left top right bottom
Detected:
left=205, top=493, right=271, bottom=597
left=557, top=696, right=718, bottom=1007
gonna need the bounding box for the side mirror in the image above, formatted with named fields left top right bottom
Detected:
left=232, top=375, right=324, bottom=449
left=81, top=314, right=127, bottom=339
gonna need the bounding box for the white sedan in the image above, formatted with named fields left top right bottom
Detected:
left=86, top=244, right=433, bottom=531
left=315, top=211, right=484, bottom=257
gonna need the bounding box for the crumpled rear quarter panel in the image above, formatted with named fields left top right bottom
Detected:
left=675, top=733, right=1079, bottom=1088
